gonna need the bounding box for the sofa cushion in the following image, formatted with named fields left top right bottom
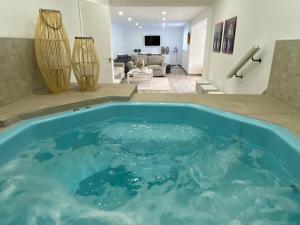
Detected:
left=148, top=55, right=164, bottom=65
left=148, top=65, right=162, bottom=70
left=117, top=54, right=130, bottom=60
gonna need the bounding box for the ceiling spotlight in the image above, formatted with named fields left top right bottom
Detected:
left=135, top=22, right=139, bottom=26
left=162, top=17, right=166, bottom=21
left=128, top=17, right=132, bottom=21
left=139, top=25, right=142, bottom=29
left=162, top=11, right=167, bottom=15
left=118, top=11, right=124, bottom=16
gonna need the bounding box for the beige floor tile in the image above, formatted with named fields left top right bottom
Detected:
left=1, top=87, right=300, bottom=138
left=131, top=93, right=300, bottom=137
left=0, top=84, right=137, bottom=127
left=250, top=114, right=300, bottom=135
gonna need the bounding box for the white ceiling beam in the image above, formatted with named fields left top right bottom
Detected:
left=109, top=0, right=212, bottom=7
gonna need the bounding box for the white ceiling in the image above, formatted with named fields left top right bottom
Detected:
left=109, top=0, right=212, bottom=7
left=110, top=6, right=208, bottom=27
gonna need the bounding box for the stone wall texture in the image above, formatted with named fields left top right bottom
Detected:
left=266, top=40, right=300, bottom=111
left=0, top=38, right=46, bottom=106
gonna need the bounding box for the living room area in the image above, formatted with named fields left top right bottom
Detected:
left=110, top=6, right=207, bottom=93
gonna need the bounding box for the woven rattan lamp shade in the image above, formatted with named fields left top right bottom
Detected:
left=35, top=9, right=72, bottom=93
left=72, top=37, right=100, bottom=91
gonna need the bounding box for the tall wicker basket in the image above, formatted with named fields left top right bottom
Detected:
left=35, top=9, right=72, bottom=93
left=72, top=37, right=100, bottom=91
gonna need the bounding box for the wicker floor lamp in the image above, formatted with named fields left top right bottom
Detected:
left=72, top=37, right=100, bottom=91
left=35, top=9, right=72, bottom=93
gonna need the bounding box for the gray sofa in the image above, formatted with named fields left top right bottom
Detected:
left=127, top=55, right=166, bottom=77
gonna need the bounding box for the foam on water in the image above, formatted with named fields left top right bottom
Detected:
left=0, top=118, right=299, bottom=225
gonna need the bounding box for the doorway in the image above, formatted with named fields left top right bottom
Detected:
left=79, top=0, right=114, bottom=83
left=189, top=19, right=208, bottom=75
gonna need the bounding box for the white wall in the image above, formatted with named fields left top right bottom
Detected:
left=181, top=25, right=191, bottom=72
left=182, top=6, right=214, bottom=76
left=81, top=0, right=114, bottom=83
left=121, top=26, right=184, bottom=65
left=111, top=24, right=126, bottom=57
left=188, top=19, right=207, bottom=74
left=0, top=0, right=81, bottom=41
left=206, top=0, right=300, bottom=94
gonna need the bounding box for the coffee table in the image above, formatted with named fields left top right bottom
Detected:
left=127, top=68, right=153, bottom=87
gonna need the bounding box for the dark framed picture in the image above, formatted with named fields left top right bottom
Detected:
left=213, top=22, right=223, bottom=52
left=222, top=16, right=237, bottom=54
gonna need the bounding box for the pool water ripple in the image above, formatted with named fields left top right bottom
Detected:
left=0, top=118, right=299, bottom=225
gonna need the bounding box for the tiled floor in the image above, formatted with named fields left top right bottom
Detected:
left=126, top=66, right=202, bottom=94
left=0, top=84, right=300, bottom=137
left=167, top=67, right=202, bottom=93
left=131, top=93, right=300, bottom=136
left=0, top=84, right=137, bottom=127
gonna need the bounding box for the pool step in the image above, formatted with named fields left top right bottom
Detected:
left=197, top=80, right=211, bottom=85
left=207, top=91, right=224, bottom=95
left=196, top=81, right=224, bottom=94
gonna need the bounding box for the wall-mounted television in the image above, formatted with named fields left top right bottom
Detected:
left=145, top=36, right=160, bottom=46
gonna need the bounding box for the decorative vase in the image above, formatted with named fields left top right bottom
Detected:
left=136, top=59, right=145, bottom=70
left=35, top=9, right=72, bottom=93
left=166, top=47, right=170, bottom=55
left=72, top=37, right=100, bottom=91
left=161, top=46, right=166, bottom=55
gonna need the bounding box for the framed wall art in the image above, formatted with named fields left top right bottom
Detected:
left=213, top=22, right=223, bottom=52
left=222, top=16, right=237, bottom=54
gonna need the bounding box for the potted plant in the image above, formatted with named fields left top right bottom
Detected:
left=133, top=49, right=142, bottom=55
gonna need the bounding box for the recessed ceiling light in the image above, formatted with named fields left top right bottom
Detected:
left=162, top=23, right=166, bottom=26
left=128, top=17, right=132, bottom=21
left=135, top=22, right=139, bottom=26
left=139, top=25, right=142, bottom=29
left=162, top=17, right=166, bottom=21
left=162, top=11, right=167, bottom=15
left=118, top=11, right=123, bottom=16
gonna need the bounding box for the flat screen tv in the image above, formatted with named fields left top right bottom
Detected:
left=145, top=36, right=160, bottom=46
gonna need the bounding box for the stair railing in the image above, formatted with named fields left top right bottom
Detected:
left=227, top=46, right=262, bottom=79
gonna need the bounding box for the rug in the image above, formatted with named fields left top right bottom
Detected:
left=137, top=77, right=170, bottom=91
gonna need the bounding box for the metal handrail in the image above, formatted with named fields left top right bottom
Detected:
left=227, top=46, right=262, bottom=79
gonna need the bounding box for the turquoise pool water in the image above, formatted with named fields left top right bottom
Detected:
left=0, top=113, right=300, bottom=225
